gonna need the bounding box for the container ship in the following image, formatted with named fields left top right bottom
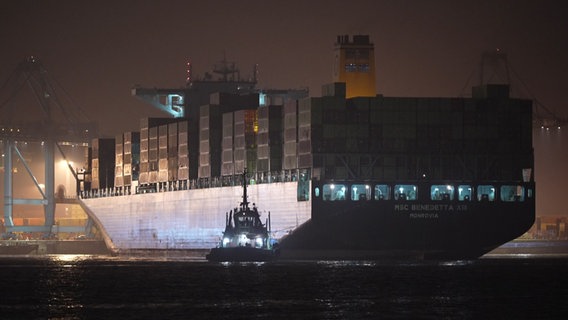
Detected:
left=78, top=35, right=535, bottom=259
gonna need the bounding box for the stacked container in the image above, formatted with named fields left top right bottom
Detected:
left=113, top=132, right=141, bottom=190
left=149, top=126, right=158, bottom=183
left=139, top=118, right=178, bottom=186
left=158, top=124, right=168, bottom=182
left=221, top=112, right=234, bottom=176
left=199, top=93, right=259, bottom=179
left=282, top=100, right=298, bottom=170
left=139, top=121, right=149, bottom=185
left=297, top=98, right=313, bottom=170
left=90, top=138, right=115, bottom=190
left=198, top=105, right=214, bottom=179
left=256, top=105, right=283, bottom=173
left=167, top=122, right=178, bottom=183
left=177, top=120, right=190, bottom=181
left=233, top=109, right=257, bottom=174
left=300, top=83, right=532, bottom=182
left=114, top=133, right=124, bottom=187
left=123, top=132, right=140, bottom=187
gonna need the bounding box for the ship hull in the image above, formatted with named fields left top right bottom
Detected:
left=81, top=182, right=311, bottom=251
left=279, top=202, right=532, bottom=259
left=279, top=180, right=535, bottom=259
left=81, top=180, right=535, bottom=260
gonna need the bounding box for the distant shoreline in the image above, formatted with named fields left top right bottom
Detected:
left=486, top=239, right=568, bottom=257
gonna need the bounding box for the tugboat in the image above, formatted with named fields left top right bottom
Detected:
left=206, top=170, right=278, bottom=262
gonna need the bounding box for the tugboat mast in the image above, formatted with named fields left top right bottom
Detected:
left=241, top=169, right=249, bottom=210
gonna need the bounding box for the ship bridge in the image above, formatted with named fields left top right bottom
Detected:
left=131, top=87, right=185, bottom=118
left=131, top=57, right=259, bottom=120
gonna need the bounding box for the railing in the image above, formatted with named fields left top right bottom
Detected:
left=79, top=170, right=304, bottom=199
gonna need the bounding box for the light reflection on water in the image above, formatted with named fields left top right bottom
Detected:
left=438, top=260, right=473, bottom=267
left=0, top=255, right=566, bottom=319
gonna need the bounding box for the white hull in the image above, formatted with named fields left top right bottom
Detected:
left=81, top=181, right=311, bottom=251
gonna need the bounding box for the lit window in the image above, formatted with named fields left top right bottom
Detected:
left=345, top=63, right=357, bottom=72
left=351, top=184, right=371, bottom=201
left=259, top=93, right=267, bottom=106
left=297, top=178, right=310, bottom=201
left=477, top=185, right=495, bottom=201
left=394, top=184, right=417, bottom=201
left=500, top=185, right=525, bottom=202
left=431, top=185, right=454, bottom=201
left=375, top=184, right=390, bottom=200
left=322, top=183, right=347, bottom=201
left=458, top=185, right=473, bottom=201
left=358, top=64, right=370, bottom=72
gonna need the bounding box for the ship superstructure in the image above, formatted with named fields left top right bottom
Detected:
left=333, top=34, right=376, bottom=98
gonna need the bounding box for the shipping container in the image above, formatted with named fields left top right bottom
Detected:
left=90, top=138, right=115, bottom=190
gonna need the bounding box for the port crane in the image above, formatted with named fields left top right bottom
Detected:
left=533, top=100, right=567, bottom=131
left=465, top=50, right=567, bottom=131
left=0, top=57, right=99, bottom=238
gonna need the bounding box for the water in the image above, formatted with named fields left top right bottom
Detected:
left=1, top=255, right=567, bottom=319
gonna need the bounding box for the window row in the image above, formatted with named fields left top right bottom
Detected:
left=344, top=63, right=370, bottom=73
left=318, top=183, right=531, bottom=202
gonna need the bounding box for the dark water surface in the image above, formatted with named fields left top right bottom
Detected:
left=1, top=255, right=567, bottom=319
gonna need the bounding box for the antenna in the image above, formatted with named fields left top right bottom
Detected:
left=185, top=60, right=192, bottom=87
left=213, top=53, right=239, bottom=82
left=253, top=64, right=259, bottom=83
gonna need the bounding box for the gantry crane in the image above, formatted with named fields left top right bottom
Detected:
left=465, top=50, right=566, bottom=130
left=0, top=56, right=97, bottom=237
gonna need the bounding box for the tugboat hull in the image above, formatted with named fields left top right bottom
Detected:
left=206, top=247, right=277, bottom=262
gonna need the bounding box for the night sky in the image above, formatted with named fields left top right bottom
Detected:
left=1, top=0, right=567, bottom=216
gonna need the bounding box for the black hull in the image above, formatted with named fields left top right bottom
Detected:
left=280, top=181, right=535, bottom=260
left=206, top=247, right=277, bottom=262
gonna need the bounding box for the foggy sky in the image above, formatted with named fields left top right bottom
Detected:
left=1, top=0, right=567, bottom=216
